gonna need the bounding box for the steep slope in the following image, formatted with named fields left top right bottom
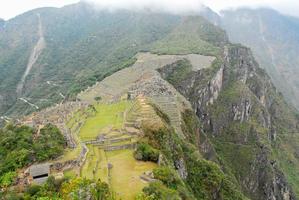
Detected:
left=0, top=3, right=233, bottom=120
left=17, top=51, right=247, bottom=200
left=159, top=41, right=299, bottom=199
left=220, top=8, right=299, bottom=111
left=0, top=12, right=40, bottom=117
left=0, top=2, right=181, bottom=117
left=1, top=4, right=299, bottom=200
left=16, top=13, right=46, bottom=96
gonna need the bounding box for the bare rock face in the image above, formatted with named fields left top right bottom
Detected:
left=174, top=158, right=188, bottom=180
left=158, top=44, right=298, bottom=200
left=232, top=99, right=251, bottom=122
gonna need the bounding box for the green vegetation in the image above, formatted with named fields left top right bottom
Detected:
left=106, top=149, right=157, bottom=200
left=138, top=106, right=247, bottom=200
left=0, top=171, right=17, bottom=188
left=134, top=142, right=159, bottom=162
left=61, top=178, right=115, bottom=200
left=0, top=176, right=116, bottom=200
left=142, top=181, right=181, bottom=200
left=0, top=124, right=65, bottom=187
left=153, top=167, right=180, bottom=189
left=150, top=16, right=225, bottom=56
left=161, top=59, right=193, bottom=85
left=79, top=101, right=131, bottom=141
left=94, top=96, right=102, bottom=101
left=71, top=100, right=158, bottom=200
left=81, top=146, right=108, bottom=182
left=0, top=3, right=229, bottom=118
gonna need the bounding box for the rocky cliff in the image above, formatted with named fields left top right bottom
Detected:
left=159, top=43, right=299, bottom=199
left=220, top=8, right=299, bottom=111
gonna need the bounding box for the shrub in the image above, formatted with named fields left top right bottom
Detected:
left=26, top=185, right=42, bottom=196
left=134, top=142, right=159, bottom=162
left=153, top=167, right=179, bottom=189
left=0, top=171, right=17, bottom=188
left=0, top=124, right=65, bottom=176
left=94, top=96, right=102, bottom=101
left=143, top=181, right=181, bottom=200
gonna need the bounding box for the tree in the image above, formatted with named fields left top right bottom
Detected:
left=91, top=179, right=113, bottom=200
left=0, top=171, right=17, bottom=188
left=94, top=97, right=102, bottom=102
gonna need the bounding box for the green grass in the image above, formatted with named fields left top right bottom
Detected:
left=56, top=145, right=82, bottom=163
left=107, top=149, right=157, bottom=200
left=79, top=101, right=133, bottom=141
left=212, top=141, right=256, bottom=181
left=64, top=169, right=77, bottom=179
left=56, top=120, right=83, bottom=163
left=81, top=145, right=109, bottom=183
left=273, top=137, right=299, bottom=197
left=76, top=100, right=157, bottom=199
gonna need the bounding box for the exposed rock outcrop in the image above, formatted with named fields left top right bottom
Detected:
left=158, top=44, right=298, bottom=200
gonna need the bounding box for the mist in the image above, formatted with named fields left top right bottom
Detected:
left=84, top=0, right=204, bottom=15
left=84, top=0, right=299, bottom=17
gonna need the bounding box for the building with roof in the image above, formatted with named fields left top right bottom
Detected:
left=29, top=163, right=50, bottom=184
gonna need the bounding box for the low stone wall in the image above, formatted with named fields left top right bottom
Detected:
left=104, top=143, right=136, bottom=151
left=85, top=137, right=131, bottom=145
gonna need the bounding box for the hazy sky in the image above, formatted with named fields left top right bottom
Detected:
left=0, top=0, right=298, bottom=20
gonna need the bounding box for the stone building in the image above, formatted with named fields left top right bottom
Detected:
left=29, top=163, right=50, bottom=184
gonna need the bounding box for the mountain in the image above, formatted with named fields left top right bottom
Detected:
left=0, top=2, right=182, bottom=117
left=0, top=2, right=299, bottom=200
left=220, top=8, right=299, bottom=111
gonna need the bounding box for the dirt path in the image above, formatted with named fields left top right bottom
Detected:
left=19, top=98, right=39, bottom=109
left=16, top=13, right=46, bottom=96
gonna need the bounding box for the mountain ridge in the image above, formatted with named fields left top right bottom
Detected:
left=219, top=8, right=299, bottom=111
left=0, top=3, right=299, bottom=200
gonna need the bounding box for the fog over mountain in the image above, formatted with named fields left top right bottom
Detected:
left=1, top=0, right=299, bottom=19
left=0, top=1, right=299, bottom=200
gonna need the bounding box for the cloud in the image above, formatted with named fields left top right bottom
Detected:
left=1, top=0, right=298, bottom=20
left=201, top=0, right=299, bottom=17
left=84, top=0, right=204, bottom=15
left=85, top=0, right=299, bottom=17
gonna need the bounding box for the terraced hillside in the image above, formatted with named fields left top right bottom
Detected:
left=0, top=2, right=224, bottom=119
left=16, top=51, right=217, bottom=199
left=78, top=53, right=215, bottom=102
left=4, top=4, right=299, bottom=199
left=78, top=52, right=215, bottom=136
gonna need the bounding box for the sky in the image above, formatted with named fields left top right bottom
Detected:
left=0, top=0, right=298, bottom=20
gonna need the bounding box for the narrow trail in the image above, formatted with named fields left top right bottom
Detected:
left=0, top=116, right=11, bottom=123
left=19, top=98, right=39, bottom=109
left=16, top=13, right=46, bottom=96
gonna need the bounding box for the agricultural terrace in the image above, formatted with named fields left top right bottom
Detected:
left=63, top=100, right=157, bottom=200
left=79, top=100, right=132, bottom=141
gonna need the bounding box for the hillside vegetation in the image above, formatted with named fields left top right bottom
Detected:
left=0, top=2, right=299, bottom=200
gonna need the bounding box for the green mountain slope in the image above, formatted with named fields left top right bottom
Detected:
left=0, top=3, right=233, bottom=119
left=0, top=3, right=299, bottom=200
left=0, top=2, right=181, bottom=117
